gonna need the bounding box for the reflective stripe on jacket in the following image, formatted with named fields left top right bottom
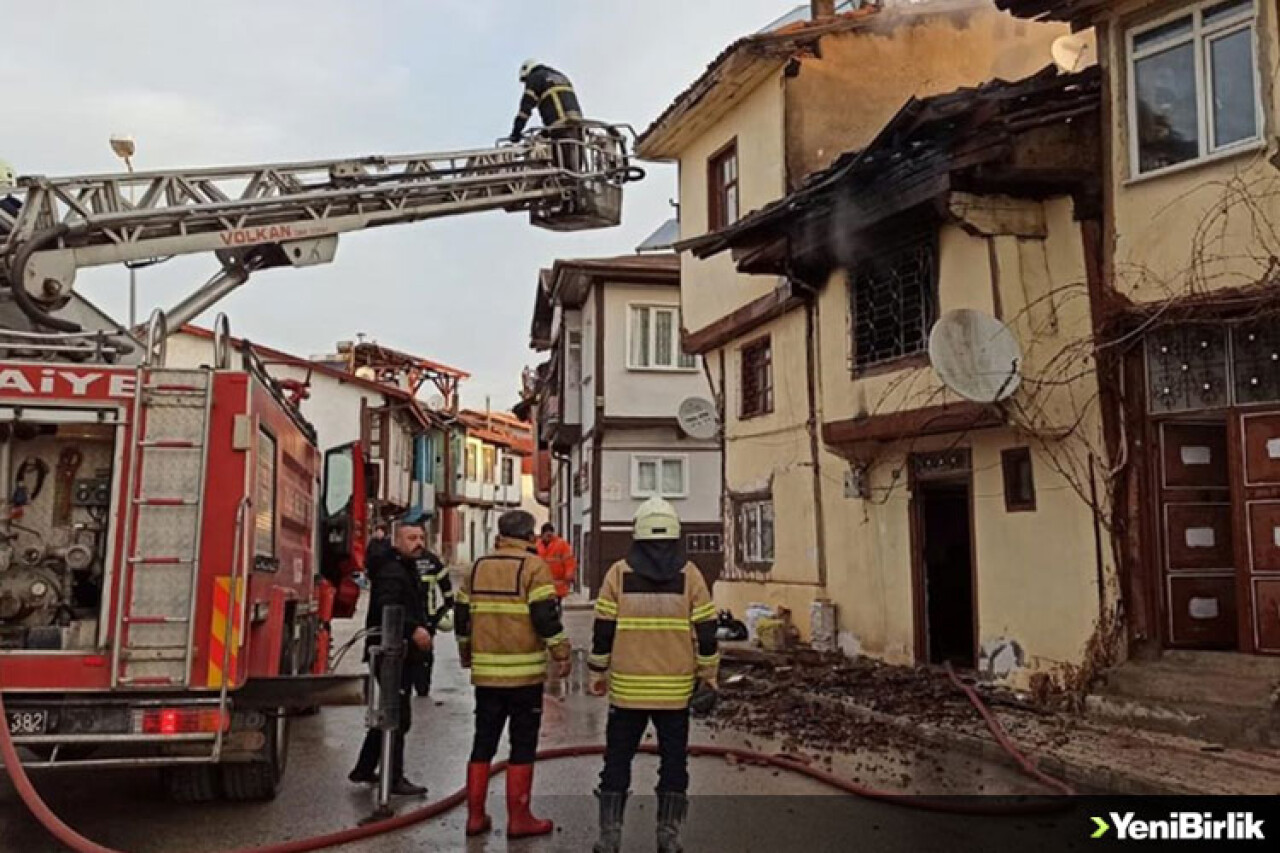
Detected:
left=455, top=537, right=569, bottom=688
left=512, top=65, right=583, bottom=137
left=589, top=560, right=719, bottom=710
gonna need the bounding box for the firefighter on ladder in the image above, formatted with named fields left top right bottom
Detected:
left=456, top=509, right=571, bottom=839
left=510, top=60, right=584, bottom=177
left=588, top=497, right=720, bottom=853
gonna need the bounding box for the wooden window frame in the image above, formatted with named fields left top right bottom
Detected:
left=465, top=443, right=478, bottom=482
left=707, top=139, right=740, bottom=232
left=1001, top=447, right=1037, bottom=513
left=739, top=335, right=774, bottom=420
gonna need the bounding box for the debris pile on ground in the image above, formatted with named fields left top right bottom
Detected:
left=710, top=648, right=1072, bottom=758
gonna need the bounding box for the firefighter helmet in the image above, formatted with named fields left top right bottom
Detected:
left=0, top=159, right=15, bottom=188
left=519, top=59, right=540, bottom=81
left=634, top=497, right=681, bottom=542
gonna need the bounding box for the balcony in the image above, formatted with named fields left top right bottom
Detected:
left=540, top=393, right=581, bottom=452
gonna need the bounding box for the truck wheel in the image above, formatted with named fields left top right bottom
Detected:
left=164, top=766, right=219, bottom=804
left=219, top=710, right=289, bottom=802
left=220, top=625, right=296, bottom=802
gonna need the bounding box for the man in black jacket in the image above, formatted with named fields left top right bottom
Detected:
left=348, top=521, right=433, bottom=795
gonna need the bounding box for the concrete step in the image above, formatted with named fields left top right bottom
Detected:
left=1096, top=660, right=1278, bottom=709
left=1085, top=693, right=1279, bottom=749
left=1159, top=650, right=1280, bottom=680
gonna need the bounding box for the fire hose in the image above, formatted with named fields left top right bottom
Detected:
left=0, top=668, right=1076, bottom=853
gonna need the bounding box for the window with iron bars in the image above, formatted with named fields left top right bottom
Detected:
left=850, top=225, right=938, bottom=372
left=687, top=532, right=724, bottom=554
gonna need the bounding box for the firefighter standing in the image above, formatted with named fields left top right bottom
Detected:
left=509, top=60, right=583, bottom=143
left=456, top=510, right=571, bottom=839
left=413, top=541, right=454, bottom=698
left=587, top=497, right=719, bottom=853
left=536, top=522, right=577, bottom=600
left=348, top=521, right=433, bottom=796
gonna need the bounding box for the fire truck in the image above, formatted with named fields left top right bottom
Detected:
left=0, top=126, right=637, bottom=801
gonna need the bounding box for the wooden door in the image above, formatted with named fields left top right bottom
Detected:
left=1158, top=421, right=1237, bottom=648
left=1234, top=411, right=1280, bottom=653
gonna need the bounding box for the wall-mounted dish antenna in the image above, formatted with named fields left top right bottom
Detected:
left=928, top=309, right=1023, bottom=403
left=677, top=397, right=719, bottom=440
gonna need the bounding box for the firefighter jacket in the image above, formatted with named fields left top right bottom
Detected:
left=589, top=547, right=720, bottom=710
left=455, top=536, right=570, bottom=688
left=536, top=535, right=577, bottom=599
left=512, top=65, right=582, bottom=138
left=416, top=550, right=454, bottom=631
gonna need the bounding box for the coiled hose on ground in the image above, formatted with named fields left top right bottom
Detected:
left=0, top=668, right=1075, bottom=853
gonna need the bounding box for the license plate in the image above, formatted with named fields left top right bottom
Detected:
left=6, top=710, right=48, bottom=736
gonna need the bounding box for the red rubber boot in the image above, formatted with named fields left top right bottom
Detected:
left=465, top=762, right=493, bottom=837
left=506, top=762, right=553, bottom=838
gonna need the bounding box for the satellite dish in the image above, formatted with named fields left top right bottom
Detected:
left=1051, top=33, right=1093, bottom=73
left=677, top=397, right=719, bottom=440
left=427, top=394, right=447, bottom=411
left=928, top=309, right=1023, bottom=403
left=354, top=366, right=377, bottom=381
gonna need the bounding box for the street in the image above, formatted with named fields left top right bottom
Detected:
left=0, top=610, right=1077, bottom=853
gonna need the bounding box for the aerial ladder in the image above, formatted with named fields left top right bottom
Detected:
left=0, top=123, right=641, bottom=355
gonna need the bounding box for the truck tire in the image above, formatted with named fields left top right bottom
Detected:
left=164, top=766, right=219, bottom=804
left=219, top=709, right=289, bottom=802
left=219, top=623, right=295, bottom=801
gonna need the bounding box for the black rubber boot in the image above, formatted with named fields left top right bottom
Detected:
left=656, top=791, right=688, bottom=853
left=592, top=790, right=627, bottom=853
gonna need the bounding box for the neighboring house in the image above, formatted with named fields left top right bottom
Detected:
left=477, top=409, right=548, bottom=527
left=636, top=1, right=1077, bottom=683
left=439, top=409, right=533, bottom=564
left=527, top=254, right=724, bottom=595
left=167, top=327, right=448, bottom=552
left=996, top=0, right=1280, bottom=665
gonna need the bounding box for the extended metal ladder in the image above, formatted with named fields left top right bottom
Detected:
left=111, top=366, right=213, bottom=688
left=1, top=123, right=640, bottom=336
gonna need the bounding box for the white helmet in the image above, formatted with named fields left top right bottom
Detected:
left=634, top=497, right=681, bottom=542
left=519, top=59, right=540, bottom=82
left=0, top=159, right=15, bottom=189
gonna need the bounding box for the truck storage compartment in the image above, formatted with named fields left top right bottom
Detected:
left=0, top=406, right=121, bottom=653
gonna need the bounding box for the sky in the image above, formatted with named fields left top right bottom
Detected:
left=3, top=0, right=798, bottom=410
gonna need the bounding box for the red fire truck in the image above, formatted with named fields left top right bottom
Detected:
left=0, top=125, right=636, bottom=800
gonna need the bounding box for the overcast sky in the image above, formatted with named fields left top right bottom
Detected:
left=3, top=0, right=798, bottom=410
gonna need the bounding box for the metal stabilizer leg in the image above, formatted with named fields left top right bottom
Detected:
left=362, top=605, right=405, bottom=823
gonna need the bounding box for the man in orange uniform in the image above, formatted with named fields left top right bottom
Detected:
left=536, top=523, right=577, bottom=600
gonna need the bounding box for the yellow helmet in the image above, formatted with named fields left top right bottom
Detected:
left=634, top=497, right=681, bottom=542
left=0, top=159, right=15, bottom=188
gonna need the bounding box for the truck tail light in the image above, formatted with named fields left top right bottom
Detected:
left=132, top=708, right=228, bottom=735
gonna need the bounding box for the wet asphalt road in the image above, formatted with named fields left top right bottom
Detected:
left=0, top=609, right=1076, bottom=853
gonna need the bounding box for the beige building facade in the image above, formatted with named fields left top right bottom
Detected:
left=639, top=1, right=1126, bottom=687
